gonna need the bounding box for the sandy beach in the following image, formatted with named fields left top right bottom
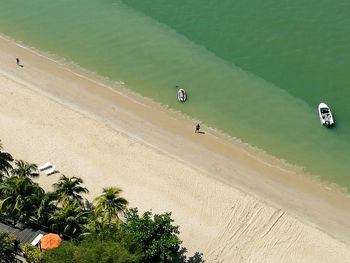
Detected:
left=1, top=35, right=350, bottom=262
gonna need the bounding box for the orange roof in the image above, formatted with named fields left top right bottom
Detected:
left=40, top=233, right=62, bottom=250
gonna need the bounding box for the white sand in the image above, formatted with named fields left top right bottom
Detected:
left=1, top=36, right=350, bottom=262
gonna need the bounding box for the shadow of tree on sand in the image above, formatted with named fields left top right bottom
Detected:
left=175, top=247, right=205, bottom=263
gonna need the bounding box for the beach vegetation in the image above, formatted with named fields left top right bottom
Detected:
left=94, top=186, right=128, bottom=224
left=53, top=175, right=89, bottom=205
left=35, top=192, right=58, bottom=226
left=0, top=142, right=187, bottom=262
left=11, top=160, right=39, bottom=178
left=0, top=175, right=45, bottom=226
left=49, top=200, right=89, bottom=238
left=44, top=233, right=142, bottom=263
left=0, top=141, right=13, bottom=177
left=0, top=231, right=19, bottom=263
left=21, top=243, right=43, bottom=263
left=123, top=208, right=182, bottom=263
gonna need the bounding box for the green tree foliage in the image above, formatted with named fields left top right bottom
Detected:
left=0, top=231, right=19, bottom=263
left=94, top=187, right=128, bottom=224
left=49, top=200, right=89, bottom=237
left=0, top=176, right=45, bottom=225
left=44, top=233, right=142, bottom=263
left=11, top=160, right=39, bottom=178
left=35, top=192, right=58, bottom=226
left=53, top=175, right=89, bottom=205
left=0, top=142, right=13, bottom=178
left=83, top=212, right=122, bottom=240
left=123, top=208, right=182, bottom=263
left=22, top=243, right=43, bottom=263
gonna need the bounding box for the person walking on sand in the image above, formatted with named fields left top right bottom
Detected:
left=195, top=123, right=200, bottom=133
left=16, top=58, right=23, bottom=67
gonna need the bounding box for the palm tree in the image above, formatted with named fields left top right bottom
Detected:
left=49, top=200, right=89, bottom=237
left=0, top=142, right=14, bottom=177
left=0, top=176, right=45, bottom=225
left=94, top=187, right=128, bottom=224
left=53, top=175, right=89, bottom=205
left=83, top=212, right=105, bottom=236
left=83, top=212, right=120, bottom=239
left=11, top=160, right=39, bottom=178
left=35, top=192, right=58, bottom=226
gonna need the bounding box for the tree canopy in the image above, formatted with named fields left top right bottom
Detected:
left=49, top=200, right=89, bottom=238
left=0, top=231, right=19, bottom=263
left=0, top=175, right=45, bottom=225
left=123, top=208, right=182, bottom=263
left=0, top=142, right=13, bottom=177
left=53, top=175, right=89, bottom=205
left=22, top=243, right=43, bottom=263
left=44, top=233, right=143, bottom=263
left=94, top=187, right=128, bottom=224
left=11, top=160, right=39, bottom=178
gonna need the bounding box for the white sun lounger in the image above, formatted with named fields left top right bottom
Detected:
left=44, top=165, right=56, bottom=175
left=38, top=162, right=51, bottom=171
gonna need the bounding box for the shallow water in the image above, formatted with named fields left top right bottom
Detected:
left=0, top=0, right=349, bottom=188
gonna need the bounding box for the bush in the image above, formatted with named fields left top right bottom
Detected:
left=22, top=243, right=43, bottom=263
left=44, top=234, right=142, bottom=263
left=0, top=231, right=19, bottom=263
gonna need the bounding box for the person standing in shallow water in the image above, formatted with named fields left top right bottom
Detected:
left=195, top=123, right=200, bottom=133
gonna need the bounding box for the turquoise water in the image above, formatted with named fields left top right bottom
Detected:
left=0, top=0, right=349, bottom=188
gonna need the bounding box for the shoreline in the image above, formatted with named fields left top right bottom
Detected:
left=1, top=34, right=339, bottom=186
left=1, top=35, right=350, bottom=261
left=0, top=35, right=336, bottom=187
left=0, top=34, right=315, bottom=178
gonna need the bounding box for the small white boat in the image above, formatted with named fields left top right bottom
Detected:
left=177, top=88, right=187, bottom=102
left=318, top=102, right=335, bottom=127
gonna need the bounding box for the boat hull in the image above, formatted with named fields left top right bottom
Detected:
left=318, top=102, right=335, bottom=127
left=177, top=89, right=187, bottom=102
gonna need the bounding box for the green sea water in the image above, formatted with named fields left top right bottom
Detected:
left=0, top=0, right=349, bottom=188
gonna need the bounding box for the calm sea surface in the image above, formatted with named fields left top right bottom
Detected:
left=1, top=0, right=349, bottom=188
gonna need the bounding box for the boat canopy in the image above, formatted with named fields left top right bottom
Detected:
left=320, top=108, right=329, bottom=114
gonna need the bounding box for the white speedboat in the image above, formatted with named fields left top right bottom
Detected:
left=177, top=88, right=187, bottom=102
left=318, top=102, right=335, bottom=127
